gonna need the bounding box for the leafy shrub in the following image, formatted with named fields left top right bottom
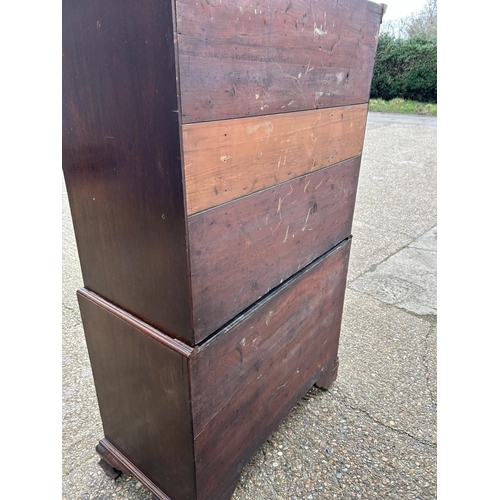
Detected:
left=371, top=33, right=437, bottom=103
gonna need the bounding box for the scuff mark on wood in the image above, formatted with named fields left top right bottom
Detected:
left=283, top=225, right=290, bottom=243
left=265, top=310, right=274, bottom=325
left=302, top=207, right=311, bottom=231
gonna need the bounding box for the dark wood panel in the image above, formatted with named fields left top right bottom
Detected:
left=77, top=290, right=196, bottom=500
left=176, top=0, right=384, bottom=123
left=183, top=104, right=367, bottom=214
left=189, top=157, right=360, bottom=343
left=190, top=238, right=351, bottom=500
left=62, top=0, right=194, bottom=344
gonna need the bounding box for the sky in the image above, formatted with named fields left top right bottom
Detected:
left=382, top=0, right=427, bottom=21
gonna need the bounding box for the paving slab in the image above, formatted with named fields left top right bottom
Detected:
left=347, top=219, right=413, bottom=283
left=338, top=289, right=436, bottom=445
left=354, top=114, right=437, bottom=239
left=409, top=226, right=437, bottom=252
left=350, top=226, right=437, bottom=316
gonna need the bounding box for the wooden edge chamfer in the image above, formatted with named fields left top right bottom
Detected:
left=77, top=289, right=193, bottom=358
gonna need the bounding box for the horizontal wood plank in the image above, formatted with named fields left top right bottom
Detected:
left=190, top=239, right=351, bottom=500
left=188, top=157, right=360, bottom=342
left=183, top=104, right=367, bottom=214
left=176, top=0, right=384, bottom=122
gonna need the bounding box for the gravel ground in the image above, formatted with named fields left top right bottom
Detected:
left=62, top=111, right=437, bottom=499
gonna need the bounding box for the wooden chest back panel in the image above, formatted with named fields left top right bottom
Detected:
left=188, top=157, right=360, bottom=342
left=62, top=0, right=194, bottom=343
left=183, top=104, right=367, bottom=214
left=190, top=238, right=351, bottom=499
left=77, top=290, right=196, bottom=500
left=176, top=0, right=384, bottom=123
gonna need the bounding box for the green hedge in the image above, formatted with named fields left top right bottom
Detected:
left=370, top=33, right=437, bottom=103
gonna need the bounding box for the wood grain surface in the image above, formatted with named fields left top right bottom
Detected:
left=176, top=0, right=384, bottom=123
left=77, top=290, right=196, bottom=500
left=62, top=0, right=194, bottom=343
left=183, top=104, right=367, bottom=214
left=188, top=157, right=360, bottom=342
left=190, top=238, right=351, bottom=500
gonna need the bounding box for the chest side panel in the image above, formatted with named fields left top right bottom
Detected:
left=63, top=0, right=193, bottom=343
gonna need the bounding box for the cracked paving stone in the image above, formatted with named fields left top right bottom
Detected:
left=338, top=288, right=437, bottom=445
left=408, top=226, right=437, bottom=252
left=347, top=219, right=414, bottom=284
left=350, top=226, right=436, bottom=316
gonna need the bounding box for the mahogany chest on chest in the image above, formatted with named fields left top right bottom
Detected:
left=62, top=0, right=384, bottom=498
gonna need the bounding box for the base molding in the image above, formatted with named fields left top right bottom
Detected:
left=96, top=438, right=172, bottom=500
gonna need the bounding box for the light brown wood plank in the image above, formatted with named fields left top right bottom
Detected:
left=183, top=104, right=367, bottom=214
